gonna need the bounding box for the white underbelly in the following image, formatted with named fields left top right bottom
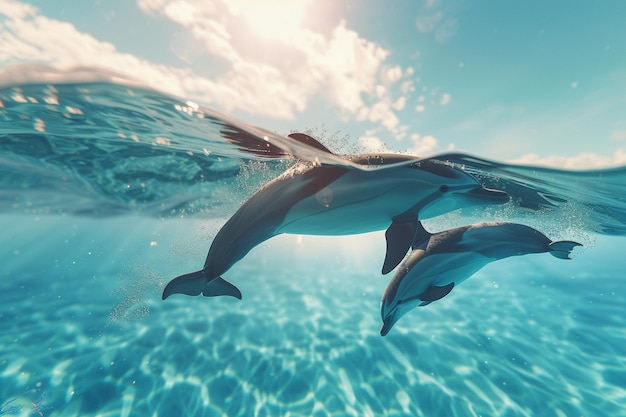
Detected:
left=278, top=207, right=393, bottom=235
left=278, top=175, right=425, bottom=235
left=278, top=169, right=438, bottom=235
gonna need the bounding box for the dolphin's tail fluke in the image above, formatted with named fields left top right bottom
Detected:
left=548, top=240, right=583, bottom=259
left=162, top=270, right=242, bottom=300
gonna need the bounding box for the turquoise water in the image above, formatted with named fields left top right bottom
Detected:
left=1, top=81, right=625, bottom=416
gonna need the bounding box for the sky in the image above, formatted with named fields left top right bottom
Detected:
left=1, top=0, right=626, bottom=168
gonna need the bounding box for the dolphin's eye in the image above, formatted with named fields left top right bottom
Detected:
left=439, top=184, right=449, bottom=193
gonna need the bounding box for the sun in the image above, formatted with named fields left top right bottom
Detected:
left=227, top=0, right=312, bottom=41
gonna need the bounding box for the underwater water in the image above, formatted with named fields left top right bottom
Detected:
left=1, top=81, right=626, bottom=417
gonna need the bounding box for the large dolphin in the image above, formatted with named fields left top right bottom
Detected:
left=380, top=222, right=582, bottom=336
left=162, top=133, right=509, bottom=300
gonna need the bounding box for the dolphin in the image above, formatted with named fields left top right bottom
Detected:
left=162, top=133, right=509, bottom=300
left=380, top=221, right=582, bottom=336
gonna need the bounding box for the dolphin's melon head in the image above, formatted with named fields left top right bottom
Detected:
left=416, top=160, right=509, bottom=219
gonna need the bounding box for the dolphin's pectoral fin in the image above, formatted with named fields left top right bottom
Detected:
left=162, top=271, right=242, bottom=300
left=287, top=133, right=334, bottom=154
left=202, top=277, right=242, bottom=299
left=382, top=219, right=418, bottom=274
left=418, top=282, right=455, bottom=303
left=548, top=240, right=583, bottom=259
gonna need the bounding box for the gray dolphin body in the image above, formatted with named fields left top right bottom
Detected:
left=380, top=222, right=582, bottom=336
left=162, top=134, right=509, bottom=300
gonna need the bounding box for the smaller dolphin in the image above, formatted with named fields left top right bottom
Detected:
left=380, top=222, right=582, bottom=336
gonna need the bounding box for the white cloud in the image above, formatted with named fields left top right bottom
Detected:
left=374, top=85, right=387, bottom=99
left=358, top=135, right=393, bottom=153
left=139, top=0, right=391, bottom=118
left=510, top=150, right=626, bottom=170
left=401, top=80, right=414, bottom=94
left=366, top=99, right=400, bottom=134
left=440, top=93, right=451, bottom=106
left=385, top=65, right=403, bottom=83
left=415, top=2, right=457, bottom=43
left=392, top=96, right=406, bottom=111
left=610, top=130, right=626, bottom=141
left=416, top=11, right=443, bottom=32
left=0, top=1, right=268, bottom=114
left=0, top=0, right=407, bottom=133
left=407, top=133, right=438, bottom=156
left=415, top=104, right=425, bottom=112
left=163, top=1, right=198, bottom=26
left=0, top=1, right=36, bottom=19
left=435, top=17, right=458, bottom=43
left=357, top=129, right=440, bottom=156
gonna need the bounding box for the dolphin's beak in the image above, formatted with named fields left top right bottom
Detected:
left=463, top=187, right=509, bottom=203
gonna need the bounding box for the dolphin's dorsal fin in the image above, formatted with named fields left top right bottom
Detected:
left=419, top=282, right=455, bottom=303
left=287, top=133, right=334, bottom=154
left=383, top=219, right=419, bottom=274
left=548, top=240, right=582, bottom=260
